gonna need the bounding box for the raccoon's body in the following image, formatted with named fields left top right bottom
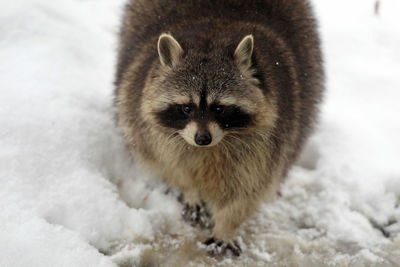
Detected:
left=115, top=0, right=323, bottom=255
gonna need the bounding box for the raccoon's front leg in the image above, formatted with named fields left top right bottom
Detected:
left=205, top=199, right=257, bottom=256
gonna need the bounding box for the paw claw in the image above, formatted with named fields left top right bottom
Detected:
left=226, top=242, right=241, bottom=257
left=203, top=237, right=241, bottom=257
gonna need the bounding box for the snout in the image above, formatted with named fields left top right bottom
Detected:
left=195, top=131, right=212, bottom=146
left=179, top=121, right=224, bottom=147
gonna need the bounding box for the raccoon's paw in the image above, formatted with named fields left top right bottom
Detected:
left=204, top=237, right=242, bottom=257
left=182, top=203, right=213, bottom=228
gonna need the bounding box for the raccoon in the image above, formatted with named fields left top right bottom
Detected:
left=115, top=0, right=324, bottom=256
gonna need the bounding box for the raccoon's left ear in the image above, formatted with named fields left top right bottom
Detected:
left=234, top=35, right=254, bottom=71
left=158, top=33, right=184, bottom=68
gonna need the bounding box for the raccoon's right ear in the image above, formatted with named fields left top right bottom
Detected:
left=234, top=35, right=254, bottom=72
left=157, top=33, right=184, bottom=68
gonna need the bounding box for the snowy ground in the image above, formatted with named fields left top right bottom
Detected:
left=1, top=0, right=400, bottom=266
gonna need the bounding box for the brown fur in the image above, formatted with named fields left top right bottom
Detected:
left=115, top=0, right=324, bottom=254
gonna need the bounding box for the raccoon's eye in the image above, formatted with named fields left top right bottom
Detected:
left=181, top=105, right=192, bottom=115
left=213, top=105, right=225, bottom=115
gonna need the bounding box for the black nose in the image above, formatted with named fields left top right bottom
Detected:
left=194, top=131, right=212, bottom=146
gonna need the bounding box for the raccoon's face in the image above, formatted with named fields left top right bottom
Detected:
left=142, top=33, right=275, bottom=147
left=154, top=93, right=252, bottom=147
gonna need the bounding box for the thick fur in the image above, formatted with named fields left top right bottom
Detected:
left=115, top=0, right=324, bottom=252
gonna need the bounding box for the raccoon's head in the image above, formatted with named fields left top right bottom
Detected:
left=141, top=33, right=276, bottom=147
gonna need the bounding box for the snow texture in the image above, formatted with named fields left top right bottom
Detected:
left=1, top=0, right=400, bottom=266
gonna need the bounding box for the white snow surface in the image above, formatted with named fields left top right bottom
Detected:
left=1, top=0, right=400, bottom=266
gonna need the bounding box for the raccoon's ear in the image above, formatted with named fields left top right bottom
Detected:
left=234, top=35, right=254, bottom=71
left=158, top=33, right=183, bottom=68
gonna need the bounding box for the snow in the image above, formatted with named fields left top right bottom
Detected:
left=1, top=0, right=399, bottom=266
